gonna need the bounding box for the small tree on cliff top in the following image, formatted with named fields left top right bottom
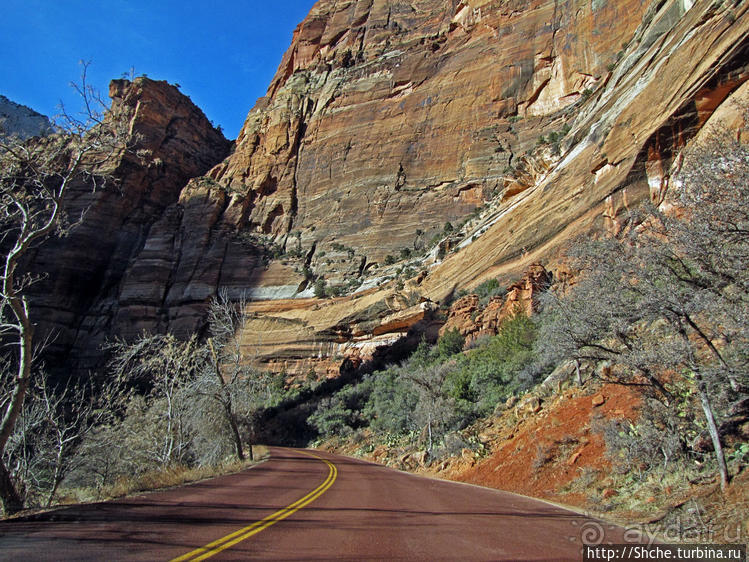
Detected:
left=0, top=62, right=131, bottom=514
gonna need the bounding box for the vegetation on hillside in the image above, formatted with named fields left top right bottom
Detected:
left=537, top=124, right=749, bottom=491
left=308, top=312, right=546, bottom=457
left=1, top=291, right=283, bottom=512
left=308, top=118, right=749, bottom=516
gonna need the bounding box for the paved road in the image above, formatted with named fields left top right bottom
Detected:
left=0, top=447, right=643, bottom=560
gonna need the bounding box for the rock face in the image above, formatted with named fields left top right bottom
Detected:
left=223, top=0, right=749, bottom=374
left=22, top=1, right=749, bottom=377
left=25, top=78, right=231, bottom=372
left=210, top=0, right=650, bottom=268
left=440, top=264, right=551, bottom=347
left=0, top=95, right=53, bottom=140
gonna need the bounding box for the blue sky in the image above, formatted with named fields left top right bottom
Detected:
left=1, top=1, right=317, bottom=139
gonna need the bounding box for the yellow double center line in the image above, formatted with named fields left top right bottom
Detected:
left=171, top=451, right=337, bottom=561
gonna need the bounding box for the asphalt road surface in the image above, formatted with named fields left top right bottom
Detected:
left=0, top=447, right=644, bottom=560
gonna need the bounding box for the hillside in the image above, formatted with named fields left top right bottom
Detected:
left=2, top=0, right=747, bottom=535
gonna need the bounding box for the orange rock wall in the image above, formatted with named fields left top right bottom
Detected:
left=210, top=0, right=649, bottom=266
left=440, top=264, right=551, bottom=346
left=24, top=1, right=749, bottom=377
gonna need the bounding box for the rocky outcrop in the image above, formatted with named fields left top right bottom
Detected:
left=25, top=78, right=231, bottom=372
left=440, top=264, right=551, bottom=346
left=210, top=0, right=651, bottom=270
left=0, top=95, right=53, bottom=140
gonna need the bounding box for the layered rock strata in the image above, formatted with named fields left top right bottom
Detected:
left=227, top=0, right=749, bottom=374
left=211, top=0, right=651, bottom=267
left=26, top=78, right=231, bottom=371
left=24, top=0, right=749, bottom=377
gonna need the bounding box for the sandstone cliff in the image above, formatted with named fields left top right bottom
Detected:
left=25, top=0, right=749, bottom=377
left=214, top=0, right=651, bottom=265
left=26, top=78, right=231, bottom=372
left=224, top=0, right=749, bottom=374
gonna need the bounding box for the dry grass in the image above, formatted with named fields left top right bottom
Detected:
left=633, top=469, right=749, bottom=544
left=57, top=445, right=270, bottom=506
left=532, top=443, right=555, bottom=470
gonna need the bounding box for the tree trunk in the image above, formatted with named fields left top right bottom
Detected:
left=695, top=374, right=729, bottom=491
left=46, top=442, right=65, bottom=507
left=0, top=318, right=33, bottom=452
left=427, top=413, right=433, bottom=455
left=209, top=339, right=245, bottom=461
left=224, top=402, right=245, bottom=461
left=0, top=307, right=34, bottom=514
left=0, top=458, right=23, bottom=515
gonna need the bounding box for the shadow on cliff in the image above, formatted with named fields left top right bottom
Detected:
left=253, top=309, right=445, bottom=447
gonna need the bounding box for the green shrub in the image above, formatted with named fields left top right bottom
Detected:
left=327, top=284, right=345, bottom=297
left=474, top=277, right=505, bottom=305
left=445, top=313, right=539, bottom=414
left=308, top=381, right=374, bottom=438
left=363, top=369, right=419, bottom=435
left=303, top=313, right=542, bottom=449
left=308, top=396, right=355, bottom=438
left=313, top=278, right=327, bottom=298
left=437, top=328, right=465, bottom=358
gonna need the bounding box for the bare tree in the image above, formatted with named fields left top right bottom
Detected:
left=0, top=62, right=131, bottom=514
left=37, top=376, right=126, bottom=507
left=0, top=358, right=46, bottom=505
left=536, top=238, right=676, bottom=404
left=1, top=374, right=127, bottom=508
left=107, top=333, right=205, bottom=467
left=402, top=361, right=457, bottom=455
left=536, top=119, right=749, bottom=491
left=197, top=290, right=267, bottom=462
left=204, top=290, right=249, bottom=460
left=105, top=293, right=268, bottom=469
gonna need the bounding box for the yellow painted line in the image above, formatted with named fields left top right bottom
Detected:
left=171, top=451, right=337, bottom=561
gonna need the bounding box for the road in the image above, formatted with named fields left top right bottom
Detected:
left=0, top=447, right=643, bottom=560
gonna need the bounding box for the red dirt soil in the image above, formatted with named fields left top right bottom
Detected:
left=443, top=383, right=642, bottom=507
